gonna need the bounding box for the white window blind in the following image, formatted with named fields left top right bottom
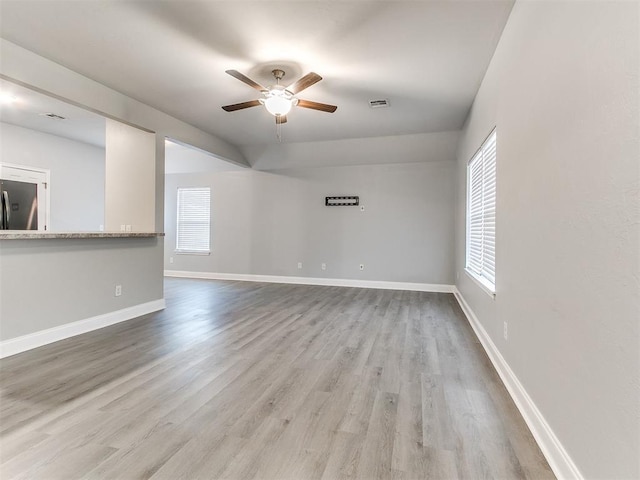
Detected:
left=466, top=130, right=496, bottom=292
left=176, top=187, right=211, bottom=254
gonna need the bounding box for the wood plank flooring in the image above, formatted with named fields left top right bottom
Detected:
left=0, top=278, right=554, bottom=479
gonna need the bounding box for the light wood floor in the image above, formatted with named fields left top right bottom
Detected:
left=0, top=278, right=554, bottom=479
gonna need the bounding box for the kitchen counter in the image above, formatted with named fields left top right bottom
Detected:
left=0, top=232, right=164, bottom=240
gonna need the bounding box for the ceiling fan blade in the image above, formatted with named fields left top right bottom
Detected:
left=297, top=99, right=337, bottom=113
left=225, top=70, right=267, bottom=92
left=275, top=115, right=287, bottom=124
left=287, top=72, right=322, bottom=94
left=221, top=100, right=261, bottom=112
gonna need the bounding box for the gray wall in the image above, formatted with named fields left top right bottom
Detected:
left=454, top=2, right=639, bottom=478
left=165, top=157, right=456, bottom=285
left=0, top=238, right=163, bottom=341
left=0, top=122, right=105, bottom=231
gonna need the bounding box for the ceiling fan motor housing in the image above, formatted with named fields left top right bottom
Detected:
left=271, top=69, right=286, bottom=82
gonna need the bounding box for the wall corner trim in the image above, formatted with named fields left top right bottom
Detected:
left=452, top=287, right=583, bottom=480
left=164, top=270, right=455, bottom=293
left=0, top=299, right=166, bottom=359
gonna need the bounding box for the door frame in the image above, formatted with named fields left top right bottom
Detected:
left=0, top=163, right=51, bottom=231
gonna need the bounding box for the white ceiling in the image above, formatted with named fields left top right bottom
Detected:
left=165, top=139, right=246, bottom=174
left=0, top=1, right=514, bottom=148
left=0, top=79, right=106, bottom=147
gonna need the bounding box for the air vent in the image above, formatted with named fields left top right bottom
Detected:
left=369, top=99, right=390, bottom=108
left=39, top=112, right=66, bottom=120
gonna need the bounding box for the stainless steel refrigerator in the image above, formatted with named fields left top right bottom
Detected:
left=0, top=178, right=39, bottom=230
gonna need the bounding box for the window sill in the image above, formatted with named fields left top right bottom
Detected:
left=175, top=250, right=210, bottom=256
left=464, top=269, right=496, bottom=299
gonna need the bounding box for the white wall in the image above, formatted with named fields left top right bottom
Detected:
left=165, top=157, right=456, bottom=285
left=0, top=122, right=105, bottom=231
left=104, top=119, right=156, bottom=232
left=454, top=2, right=639, bottom=478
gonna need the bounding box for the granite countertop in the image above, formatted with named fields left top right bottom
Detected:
left=0, top=231, right=165, bottom=239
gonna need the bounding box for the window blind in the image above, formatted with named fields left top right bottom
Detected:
left=176, top=187, right=211, bottom=253
left=466, top=130, right=496, bottom=291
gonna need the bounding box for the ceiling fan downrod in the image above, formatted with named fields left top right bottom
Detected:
left=271, top=69, right=285, bottom=84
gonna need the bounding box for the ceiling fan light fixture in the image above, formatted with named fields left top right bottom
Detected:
left=263, top=93, right=293, bottom=116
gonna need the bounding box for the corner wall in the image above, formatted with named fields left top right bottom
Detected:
left=454, top=2, right=639, bottom=478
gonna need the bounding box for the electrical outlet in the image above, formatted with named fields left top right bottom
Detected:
left=297, top=262, right=303, bottom=269
left=359, top=264, right=364, bottom=270
left=120, top=225, right=126, bottom=232
left=321, top=263, right=326, bottom=271
left=125, top=224, right=132, bottom=232
left=503, top=321, right=508, bottom=340
left=169, top=257, right=174, bottom=264
left=115, top=285, right=122, bottom=297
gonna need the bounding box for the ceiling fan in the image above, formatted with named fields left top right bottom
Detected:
left=222, top=69, right=337, bottom=125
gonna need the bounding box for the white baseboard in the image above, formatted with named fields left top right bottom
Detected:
left=164, top=270, right=455, bottom=293
left=452, top=288, right=582, bottom=480
left=0, top=299, right=166, bottom=359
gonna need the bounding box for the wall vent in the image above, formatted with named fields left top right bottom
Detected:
left=39, top=112, right=66, bottom=120
left=369, top=99, right=390, bottom=108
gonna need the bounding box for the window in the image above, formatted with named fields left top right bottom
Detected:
left=466, top=129, right=496, bottom=293
left=176, top=187, right=211, bottom=254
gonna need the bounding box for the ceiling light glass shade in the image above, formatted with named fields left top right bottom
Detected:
left=264, top=95, right=292, bottom=116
